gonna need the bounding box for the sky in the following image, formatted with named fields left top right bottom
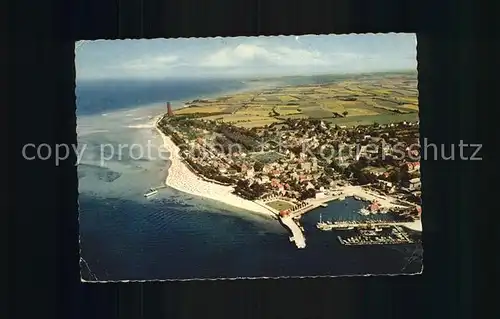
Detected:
left=75, top=33, right=417, bottom=80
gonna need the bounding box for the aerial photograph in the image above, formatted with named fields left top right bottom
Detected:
left=76, top=33, right=423, bottom=281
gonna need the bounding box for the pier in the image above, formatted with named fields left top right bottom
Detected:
left=151, top=185, right=167, bottom=191
left=316, top=220, right=419, bottom=231
left=279, top=216, right=306, bottom=249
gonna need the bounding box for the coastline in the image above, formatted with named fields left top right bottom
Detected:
left=169, top=80, right=284, bottom=111
left=152, top=115, right=422, bottom=232
left=154, top=120, right=277, bottom=219
left=152, top=114, right=422, bottom=232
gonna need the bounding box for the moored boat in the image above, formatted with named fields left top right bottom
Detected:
left=358, top=208, right=371, bottom=216
left=144, top=188, right=158, bottom=197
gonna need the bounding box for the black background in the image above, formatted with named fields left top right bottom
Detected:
left=8, top=0, right=490, bottom=318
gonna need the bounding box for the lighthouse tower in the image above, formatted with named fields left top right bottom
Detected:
left=167, top=101, right=174, bottom=117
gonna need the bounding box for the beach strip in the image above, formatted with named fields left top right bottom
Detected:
left=155, top=125, right=277, bottom=218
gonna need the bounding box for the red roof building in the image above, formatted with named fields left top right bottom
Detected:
left=279, top=209, right=290, bottom=217
left=416, top=206, right=422, bottom=216
left=369, top=202, right=380, bottom=212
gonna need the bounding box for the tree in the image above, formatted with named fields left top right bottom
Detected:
left=300, top=188, right=316, bottom=200
left=254, top=161, right=264, bottom=171
left=342, top=111, right=349, bottom=117
left=236, top=179, right=248, bottom=189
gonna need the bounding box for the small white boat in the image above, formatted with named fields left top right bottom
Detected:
left=320, top=203, right=328, bottom=208
left=144, top=189, right=158, bottom=198
left=358, top=208, right=371, bottom=216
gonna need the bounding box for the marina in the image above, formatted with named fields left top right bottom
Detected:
left=336, top=225, right=414, bottom=246
left=358, top=208, right=371, bottom=216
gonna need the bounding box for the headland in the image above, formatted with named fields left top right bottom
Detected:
left=154, top=72, right=422, bottom=247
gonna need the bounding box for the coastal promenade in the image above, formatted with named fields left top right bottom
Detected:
left=279, top=216, right=306, bottom=249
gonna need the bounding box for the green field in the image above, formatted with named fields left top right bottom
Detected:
left=266, top=200, right=295, bottom=211
left=173, top=73, right=418, bottom=128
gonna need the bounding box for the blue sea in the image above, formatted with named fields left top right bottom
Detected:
left=77, top=77, right=422, bottom=281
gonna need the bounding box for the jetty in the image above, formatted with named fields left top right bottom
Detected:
left=336, top=225, right=414, bottom=246
left=279, top=216, right=306, bottom=249
left=316, top=220, right=418, bottom=231
left=151, top=185, right=167, bottom=191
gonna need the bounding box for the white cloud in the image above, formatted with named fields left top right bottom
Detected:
left=121, top=55, right=179, bottom=72
left=199, top=44, right=327, bottom=68
left=76, top=35, right=417, bottom=80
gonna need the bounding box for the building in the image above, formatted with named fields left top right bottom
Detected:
left=405, top=161, right=421, bottom=172
left=279, top=209, right=291, bottom=217
left=409, top=177, right=421, bottom=191
left=301, top=162, right=312, bottom=172
left=260, top=176, right=270, bottom=184
left=167, top=101, right=174, bottom=117
left=306, top=182, right=315, bottom=190
left=315, top=191, right=326, bottom=199
left=369, top=201, right=380, bottom=212
left=246, top=168, right=255, bottom=178
left=378, top=180, right=393, bottom=190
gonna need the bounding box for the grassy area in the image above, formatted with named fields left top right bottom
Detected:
left=175, top=105, right=229, bottom=115
left=267, top=200, right=295, bottom=211
left=251, top=151, right=285, bottom=163
left=278, top=95, right=299, bottom=102
left=236, top=119, right=282, bottom=128
left=324, top=113, right=419, bottom=127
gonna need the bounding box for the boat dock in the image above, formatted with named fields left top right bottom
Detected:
left=279, top=216, right=306, bottom=249
left=337, top=225, right=414, bottom=246
left=144, top=185, right=168, bottom=197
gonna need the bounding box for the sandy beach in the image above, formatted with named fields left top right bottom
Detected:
left=155, top=124, right=277, bottom=218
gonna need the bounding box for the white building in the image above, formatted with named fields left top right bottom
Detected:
left=260, top=176, right=270, bottom=184
left=315, top=191, right=326, bottom=199
left=246, top=168, right=255, bottom=178
left=409, top=177, right=421, bottom=191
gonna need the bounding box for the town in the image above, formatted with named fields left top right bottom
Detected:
left=158, top=115, right=421, bottom=220
left=156, top=74, right=421, bottom=249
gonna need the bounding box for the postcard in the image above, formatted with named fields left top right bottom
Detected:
left=75, top=33, right=422, bottom=282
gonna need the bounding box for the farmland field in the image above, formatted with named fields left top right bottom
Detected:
left=172, top=72, right=418, bottom=128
